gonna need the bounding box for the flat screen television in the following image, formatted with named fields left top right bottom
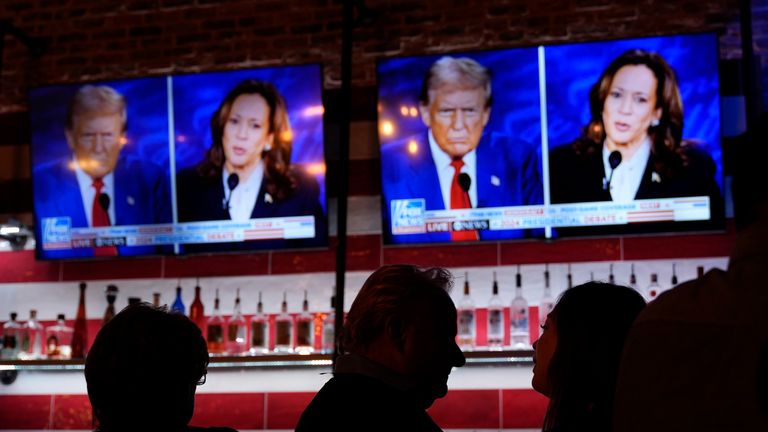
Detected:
left=377, top=32, right=723, bottom=244
left=30, top=64, right=327, bottom=260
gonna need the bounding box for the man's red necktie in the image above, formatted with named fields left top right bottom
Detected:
left=92, top=179, right=117, bottom=256
left=449, top=159, right=477, bottom=242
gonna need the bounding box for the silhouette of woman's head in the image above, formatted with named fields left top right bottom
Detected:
left=85, top=304, right=208, bottom=432
left=532, top=282, right=645, bottom=431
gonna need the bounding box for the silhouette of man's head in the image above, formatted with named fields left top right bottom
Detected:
left=342, top=264, right=466, bottom=408
left=85, top=303, right=208, bottom=432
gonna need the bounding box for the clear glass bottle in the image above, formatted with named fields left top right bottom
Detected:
left=21, top=310, right=45, bottom=360
left=487, top=272, right=504, bottom=350
left=457, top=272, right=476, bottom=350
left=103, top=284, right=119, bottom=326
left=189, top=280, right=206, bottom=337
left=274, top=292, right=294, bottom=353
left=321, top=295, right=336, bottom=354
left=629, top=263, right=638, bottom=290
left=671, top=263, right=678, bottom=286
left=566, top=263, right=573, bottom=289
left=171, top=283, right=185, bottom=314
left=510, top=266, right=530, bottom=350
left=71, top=282, right=88, bottom=359
left=609, top=263, right=615, bottom=284
left=227, top=289, right=248, bottom=355
left=46, top=314, right=73, bottom=360
left=250, top=292, right=270, bottom=355
left=539, top=264, right=554, bottom=328
left=206, top=289, right=225, bottom=355
left=1, top=312, right=22, bottom=360
left=295, top=291, right=315, bottom=354
left=647, top=273, right=661, bottom=301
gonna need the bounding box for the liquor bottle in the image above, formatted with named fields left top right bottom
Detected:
left=487, top=272, right=504, bottom=350
left=226, top=289, right=248, bottom=355
left=21, top=310, right=45, bottom=360
left=321, top=295, right=336, bottom=354
left=171, top=282, right=185, bottom=314
left=71, top=282, right=88, bottom=359
left=127, top=297, right=141, bottom=306
left=152, top=292, right=161, bottom=307
left=629, top=263, right=638, bottom=290
left=539, top=264, right=554, bottom=326
left=647, top=273, right=661, bottom=301
left=671, top=263, right=678, bottom=286
left=46, top=314, right=74, bottom=359
left=274, top=292, right=294, bottom=353
left=189, top=280, right=206, bottom=336
left=103, top=284, right=118, bottom=326
left=566, top=263, right=573, bottom=289
left=250, top=292, right=269, bottom=355
left=609, top=263, right=615, bottom=284
left=510, top=266, right=530, bottom=350
left=1, top=312, right=21, bottom=360
left=206, top=289, right=224, bottom=355
left=697, top=266, right=705, bottom=278
left=295, top=291, right=314, bottom=354
left=457, top=272, right=476, bottom=350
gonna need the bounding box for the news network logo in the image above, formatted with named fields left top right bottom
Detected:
left=42, top=217, right=72, bottom=250
left=391, top=199, right=427, bottom=234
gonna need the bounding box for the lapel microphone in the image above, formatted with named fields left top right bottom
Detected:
left=458, top=172, right=471, bottom=193
left=223, top=173, right=240, bottom=211
left=98, top=193, right=111, bottom=225
left=604, top=151, right=622, bottom=191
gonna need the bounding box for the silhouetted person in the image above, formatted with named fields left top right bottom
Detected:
left=296, top=265, right=466, bottom=431
left=532, top=282, right=645, bottom=432
left=85, top=303, right=237, bottom=432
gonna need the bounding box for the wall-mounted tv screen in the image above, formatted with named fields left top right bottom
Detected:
left=30, top=64, right=327, bottom=260
left=378, top=33, right=723, bottom=244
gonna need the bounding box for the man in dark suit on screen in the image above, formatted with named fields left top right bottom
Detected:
left=380, top=56, right=543, bottom=244
left=34, top=85, right=171, bottom=259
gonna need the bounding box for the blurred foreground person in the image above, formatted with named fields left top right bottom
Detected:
left=296, top=265, right=466, bottom=431
left=532, top=282, right=645, bottom=431
left=85, top=303, right=237, bottom=432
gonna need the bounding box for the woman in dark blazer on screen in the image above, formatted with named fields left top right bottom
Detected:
left=176, top=80, right=326, bottom=251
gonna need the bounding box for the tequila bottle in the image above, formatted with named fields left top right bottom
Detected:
left=21, top=310, right=44, bottom=360
left=1, top=312, right=21, bottom=359
left=295, top=291, right=315, bottom=354
left=510, top=266, right=530, bottom=350
left=206, top=289, right=224, bottom=355
left=250, top=292, right=269, bottom=355
left=539, top=264, right=554, bottom=327
left=487, top=272, right=504, bottom=350
left=46, top=314, right=73, bottom=359
left=227, top=289, right=248, bottom=355
left=457, top=272, right=476, bottom=350
left=274, top=292, right=294, bottom=353
left=171, top=284, right=185, bottom=314
left=71, top=282, right=88, bottom=359
left=647, top=273, right=661, bottom=301
left=321, top=295, right=336, bottom=354
left=103, top=284, right=118, bottom=326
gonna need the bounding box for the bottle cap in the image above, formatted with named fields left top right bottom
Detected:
left=57, top=313, right=65, bottom=321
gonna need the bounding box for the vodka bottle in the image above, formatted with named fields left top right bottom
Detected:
left=103, top=284, right=118, bottom=326
left=206, top=289, right=225, bottom=355
left=487, top=272, right=504, bottom=350
left=510, top=266, right=530, bottom=350
left=609, top=263, right=615, bottom=284
left=671, top=263, right=678, bottom=286
left=171, top=284, right=185, bottom=314
left=539, top=264, right=554, bottom=327
left=646, top=273, right=661, bottom=301
left=1, top=312, right=22, bottom=359
left=250, top=292, right=270, bottom=355
left=46, top=314, right=73, bottom=359
left=457, top=272, right=476, bottom=350
left=21, top=310, right=45, bottom=360
left=189, top=281, right=206, bottom=337
left=71, top=282, right=88, bottom=359
left=295, top=291, right=315, bottom=354
left=226, top=289, right=248, bottom=355
left=274, top=292, right=294, bottom=353
left=321, top=295, right=336, bottom=354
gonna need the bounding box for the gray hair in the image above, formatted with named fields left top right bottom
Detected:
left=419, top=56, right=492, bottom=108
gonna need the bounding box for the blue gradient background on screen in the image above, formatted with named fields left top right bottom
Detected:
left=172, top=64, right=326, bottom=209
left=377, top=48, right=542, bottom=150
left=544, top=33, right=723, bottom=189
left=29, top=77, right=171, bottom=170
